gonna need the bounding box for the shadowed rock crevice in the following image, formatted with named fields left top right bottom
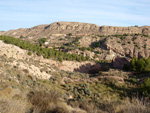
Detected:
left=74, top=63, right=101, bottom=74
left=74, top=63, right=111, bottom=74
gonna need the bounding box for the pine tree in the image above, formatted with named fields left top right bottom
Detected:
left=130, top=56, right=137, bottom=71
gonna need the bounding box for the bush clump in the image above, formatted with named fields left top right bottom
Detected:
left=141, top=78, right=150, bottom=96
left=27, top=90, right=69, bottom=113
left=130, top=57, right=150, bottom=72
left=27, top=51, right=32, bottom=56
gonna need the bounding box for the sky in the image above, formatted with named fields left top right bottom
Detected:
left=0, top=0, right=150, bottom=31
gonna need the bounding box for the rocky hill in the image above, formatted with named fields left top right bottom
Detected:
left=0, top=22, right=150, bottom=113
left=0, top=37, right=150, bottom=113
left=1, top=22, right=150, bottom=63
left=1, top=22, right=150, bottom=39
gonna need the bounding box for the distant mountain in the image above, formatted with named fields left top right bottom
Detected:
left=0, top=22, right=150, bottom=39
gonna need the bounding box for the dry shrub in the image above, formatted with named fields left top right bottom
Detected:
left=77, top=97, right=150, bottom=113
left=0, top=87, right=30, bottom=113
left=22, top=69, right=29, bottom=74
left=0, top=87, right=13, bottom=97
left=69, top=99, right=102, bottom=113
left=118, top=97, right=150, bottom=113
left=97, top=100, right=117, bottom=113
left=79, top=100, right=98, bottom=113
left=27, top=90, right=69, bottom=113
left=0, top=97, right=28, bottom=113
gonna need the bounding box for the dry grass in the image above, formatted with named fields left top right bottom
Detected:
left=27, top=90, right=70, bottom=113
left=0, top=98, right=28, bottom=113
left=69, top=97, right=150, bottom=113
left=117, top=97, right=150, bottom=113
left=0, top=88, right=29, bottom=113
left=78, top=100, right=101, bottom=113
left=0, top=87, right=150, bottom=113
left=98, top=97, right=150, bottom=113
left=0, top=87, right=30, bottom=113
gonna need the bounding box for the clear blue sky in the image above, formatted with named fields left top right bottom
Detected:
left=0, top=0, right=150, bottom=31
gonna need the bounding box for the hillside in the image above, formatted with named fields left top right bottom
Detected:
left=1, top=22, right=150, bottom=61
left=0, top=36, right=150, bottom=113
left=0, top=22, right=150, bottom=113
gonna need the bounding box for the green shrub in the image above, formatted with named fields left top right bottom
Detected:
left=67, top=33, right=72, bottom=36
left=19, top=35, right=24, bottom=38
left=130, top=57, right=150, bottom=72
left=128, top=41, right=131, bottom=44
left=130, top=77, right=137, bottom=83
left=27, top=51, right=32, bottom=56
left=123, top=33, right=128, bottom=36
left=91, top=39, right=106, bottom=48
left=117, top=41, right=121, bottom=43
left=58, top=57, right=63, bottom=62
left=132, top=37, right=137, bottom=41
left=144, top=44, right=147, bottom=49
left=80, top=47, right=86, bottom=51
left=141, top=78, right=150, bottom=96
left=38, top=38, right=47, bottom=46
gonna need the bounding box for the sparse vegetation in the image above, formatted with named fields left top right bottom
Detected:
left=144, top=44, right=147, bottom=48
left=91, top=38, right=106, bottom=48
left=132, top=37, right=137, bottom=41
left=0, top=35, right=89, bottom=62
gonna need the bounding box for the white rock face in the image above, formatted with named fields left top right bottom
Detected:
left=10, top=61, right=51, bottom=80
left=0, top=40, right=51, bottom=80
left=0, top=40, right=27, bottom=59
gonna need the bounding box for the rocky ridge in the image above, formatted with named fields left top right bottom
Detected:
left=1, top=22, right=150, bottom=39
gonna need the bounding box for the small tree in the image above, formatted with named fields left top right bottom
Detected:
left=38, top=38, right=47, bottom=46
left=136, top=58, right=146, bottom=72
left=141, top=78, right=150, bottom=96
left=58, top=57, right=63, bottom=62
left=20, top=35, right=24, bottom=38
left=130, top=56, right=137, bottom=71
left=67, top=33, right=72, bottom=36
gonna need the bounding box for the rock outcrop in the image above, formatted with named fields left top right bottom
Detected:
left=99, top=35, right=150, bottom=59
